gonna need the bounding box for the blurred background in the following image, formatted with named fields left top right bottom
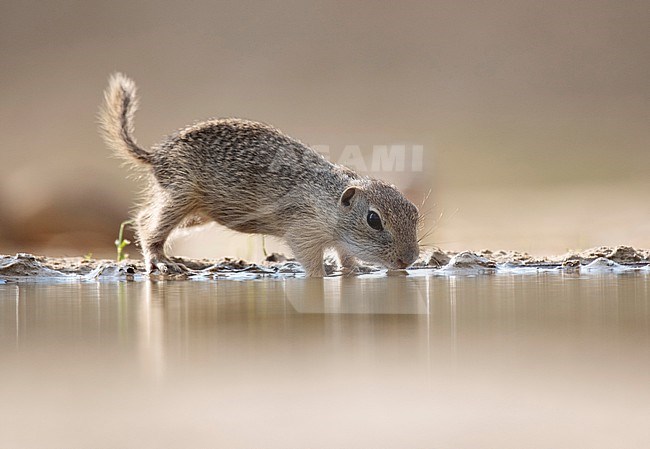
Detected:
left=1, top=0, right=648, bottom=260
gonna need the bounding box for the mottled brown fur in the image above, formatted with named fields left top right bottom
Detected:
left=99, top=73, right=419, bottom=276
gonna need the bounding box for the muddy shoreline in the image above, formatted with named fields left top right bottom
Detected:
left=1, top=245, right=649, bottom=282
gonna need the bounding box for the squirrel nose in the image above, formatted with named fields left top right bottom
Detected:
left=409, top=246, right=420, bottom=263
left=396, top=247, right=419, bottom=269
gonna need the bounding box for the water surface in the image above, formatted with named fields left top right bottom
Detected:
left=1, top=273, right=649, bottom=448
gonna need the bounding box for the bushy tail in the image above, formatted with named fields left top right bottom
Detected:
left=99, top=73, right=152, bottom=165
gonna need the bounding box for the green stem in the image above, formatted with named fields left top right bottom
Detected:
left=115, top=220, right=133, bottom=262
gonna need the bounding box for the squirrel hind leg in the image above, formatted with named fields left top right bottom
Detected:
left=135, top=193, right=195, bottom=274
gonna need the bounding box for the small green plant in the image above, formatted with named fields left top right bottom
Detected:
left=115, top=220, right=133, bottom=262
left=262, top=235, right=269, bottom=258
left=83, top=252, right=93, bottom=261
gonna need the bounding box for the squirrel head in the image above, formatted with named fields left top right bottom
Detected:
left=337, top=180, right=419, bottom=269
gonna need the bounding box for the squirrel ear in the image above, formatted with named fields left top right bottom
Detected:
left=340, top=186, right=360, bottom=208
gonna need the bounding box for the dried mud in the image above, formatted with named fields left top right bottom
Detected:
left=1, top=245, right=649, bottom=283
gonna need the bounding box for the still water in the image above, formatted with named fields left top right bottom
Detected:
left=1, top=273, right=649, bottom=448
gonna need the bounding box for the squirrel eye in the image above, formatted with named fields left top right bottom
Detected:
left=366, top=211, right=383, bottom=231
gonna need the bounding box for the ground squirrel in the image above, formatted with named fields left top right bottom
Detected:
left=99, top=73, right=420, bottom=276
